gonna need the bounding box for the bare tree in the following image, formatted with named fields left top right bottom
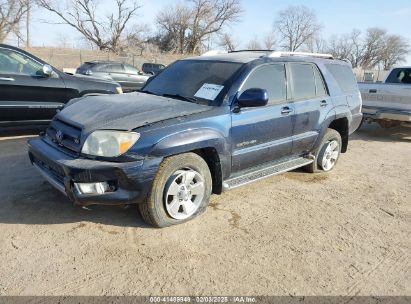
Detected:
left=36, top=0, right=140, bottom=53
left=263, top=31, right=276, bottom=50
left=274, top=5, right=322, bottom=52
left=361, top=27, right=387, bottom=69
left=186, top=0, right=242, bottom=53
left=326, top=28, right=409, bottom=69
left=156, top=3, right=191, bottom=53
left=0, top=0, right=29, bottom=42
left=124, top=24, right=150, bottom=55
left=380, top=34, right=409, bottom=70
left=156, top=0, right=242, bottom=54
left=218, top=32, right=237, bottom=51
left=246, top=37, right=262, bottom=50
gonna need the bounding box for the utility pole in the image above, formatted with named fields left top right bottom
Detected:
left=26, top=2, right=30, bottom=48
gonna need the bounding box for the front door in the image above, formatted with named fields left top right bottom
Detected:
left=231, top=63, right=294, bottom=173
left=0, top=47, right=67, bottom=123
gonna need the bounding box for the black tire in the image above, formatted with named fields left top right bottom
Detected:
left=304, top=128, right=342, bottom=173
left=138, top=153, right=212, bottom=228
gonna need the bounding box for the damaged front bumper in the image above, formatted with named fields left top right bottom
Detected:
left=28, top=137, right=162, bottom=206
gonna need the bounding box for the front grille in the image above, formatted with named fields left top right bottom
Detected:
left=47, top=119, right=82, bottom=153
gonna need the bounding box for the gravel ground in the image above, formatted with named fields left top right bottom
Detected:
left=0, top=123, right=409, bottom=296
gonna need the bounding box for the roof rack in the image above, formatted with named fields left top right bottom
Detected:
left=267, top=51, right=334, bottom=59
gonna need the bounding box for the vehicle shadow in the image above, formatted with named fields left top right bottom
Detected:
left=351, top=122, right=411, bottom=143
left=0, top=137, right=151, bottom=228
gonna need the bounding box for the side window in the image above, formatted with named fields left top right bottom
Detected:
left=326, top=64, right=358, bottom=93
left=106, top=64, right=124, bottom=73
left=241, top=64, right=287, bottom=105
left=289, top=63, right=316, bottom=100
left=0, top=48, right=43, bottom=76
left=313, top=66, right=327, bottom=96
left=386, top=68, right=411, bottom=84
left=124, top=64, right=139, bottom=75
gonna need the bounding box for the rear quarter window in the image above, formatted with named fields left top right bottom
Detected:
left=326, top=64, right=358, bottom=93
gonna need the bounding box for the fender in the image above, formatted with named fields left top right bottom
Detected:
left=149, top=128, right=231, bottom=179
left=312, top=108, right=336, bottom=152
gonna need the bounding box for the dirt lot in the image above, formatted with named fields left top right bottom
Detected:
left=0, top=123, right=409, bottom=296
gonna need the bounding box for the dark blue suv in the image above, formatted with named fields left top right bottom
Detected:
left=28, top=51, right=362, bottom=227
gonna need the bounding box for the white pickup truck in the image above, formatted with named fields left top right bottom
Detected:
left=359, top=66, right=411, bottom=128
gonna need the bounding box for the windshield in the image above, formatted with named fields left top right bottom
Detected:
left=142, top=60, right=243, bottom=105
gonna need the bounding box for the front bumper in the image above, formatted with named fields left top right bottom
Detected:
left=28, top=137, right=162, bottom=206
left=362, top=106, right=411, bottom=122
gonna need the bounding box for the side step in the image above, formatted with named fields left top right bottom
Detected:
left=222, top=157, right=314, bottom=190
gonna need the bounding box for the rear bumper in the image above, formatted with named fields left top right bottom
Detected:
left=362, top=106, right=411, bottom=122
left=349, top=113, right=363, bottom=134
left=28, top=137, right=162, bottom=206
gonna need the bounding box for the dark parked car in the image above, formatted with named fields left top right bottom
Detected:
left=28, top=50, right=362, bottom=227
left=141, top=62, right=166, bottom=75
left=0, top=44, right=122, bottom=128
left=76, top=61, right=150, bottom=92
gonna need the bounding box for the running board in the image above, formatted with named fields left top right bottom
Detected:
left=223, top=157, right=314, bottom=190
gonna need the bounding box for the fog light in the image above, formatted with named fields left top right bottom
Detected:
left=74, top=182, right=109, bottom=195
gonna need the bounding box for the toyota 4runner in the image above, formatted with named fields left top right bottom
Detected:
left=28, top=50, right=362, bottom=227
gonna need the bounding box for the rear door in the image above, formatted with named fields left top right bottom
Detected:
left=123, top=64, right=147, bottom=91
left=105, top=63, right=127, bottom=89
left=231, top=63, right=294, bottom=172
left=0, top=46, right=68, bottom=123
left=288, top=62, right=331, bottom=155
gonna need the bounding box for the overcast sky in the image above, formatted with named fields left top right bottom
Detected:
left=7, top=0, right=411, bottom=62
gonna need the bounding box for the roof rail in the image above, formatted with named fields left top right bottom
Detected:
left=229, top=49, right=274, bottom=53
left=201, top=50, right=228, bottom=56
left=268, top=51, right=334, bottom=59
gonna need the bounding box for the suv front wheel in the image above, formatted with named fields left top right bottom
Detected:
left=139, top=153, right=212, bottom=227
left=305, top=128, right=342, bottom=173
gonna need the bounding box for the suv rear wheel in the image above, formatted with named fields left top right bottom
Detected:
left=305, top=128, right=342, bottom=173
left=139, top=153, right=212, bottom=227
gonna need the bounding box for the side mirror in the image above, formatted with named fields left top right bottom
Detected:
left=42, top=64, right=53, bottom=77
left=85, top=70, right=93, bottom=76
left=237, top=88, right=269, bottom=108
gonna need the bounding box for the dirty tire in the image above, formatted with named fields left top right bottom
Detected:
left=304, top=128, right=342, bottom=173
left=139, top=153, right=212, bottom=228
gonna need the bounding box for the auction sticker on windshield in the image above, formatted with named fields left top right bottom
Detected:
left=194, top=83, right=224, bottom=100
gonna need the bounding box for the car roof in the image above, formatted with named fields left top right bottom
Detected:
left=184, top=50, right=349, bottom=66
left=84, top=60, right=123, bottom=64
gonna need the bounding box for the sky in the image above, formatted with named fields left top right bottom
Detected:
left=7, top=0, right=411, bottom=63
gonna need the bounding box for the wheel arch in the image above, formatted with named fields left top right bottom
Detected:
left=328, top=117, right=349, bottom=153
left=149, top=128, right=230, bottom=194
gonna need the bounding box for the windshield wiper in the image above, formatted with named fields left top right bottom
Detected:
left=161, top=93, right=199, bottom=103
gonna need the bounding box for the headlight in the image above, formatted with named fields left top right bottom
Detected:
left=116, top=86, right=123, bottom=94
left=82, top=131, right=140, bottom=157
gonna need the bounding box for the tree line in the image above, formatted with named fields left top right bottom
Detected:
left=0, top=0, right=409, bottom=70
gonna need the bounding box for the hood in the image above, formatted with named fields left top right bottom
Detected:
left=57, top=92, right=211, bottom=133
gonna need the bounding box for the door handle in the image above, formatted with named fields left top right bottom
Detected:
left=0, top=77, right=15, bottom=82
left=320, top=100, right=328, bottom=107
left=281, top=106, right=293, bottom=115
left=369, top=89, right=377, bottom=93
